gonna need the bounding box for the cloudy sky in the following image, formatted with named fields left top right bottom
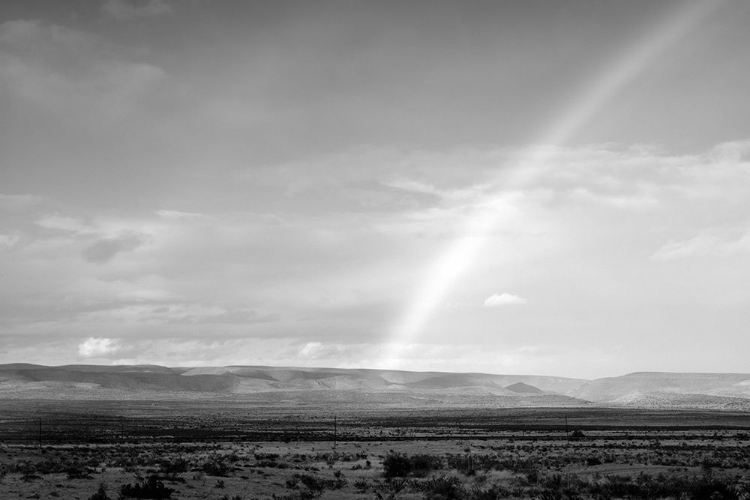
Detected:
left=1, top=0, right=749, bottom=378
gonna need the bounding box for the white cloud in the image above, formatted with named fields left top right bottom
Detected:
left=299, top=342, right=325, bottom=358
left=483, top=293, right=527, bottom=307
left=78, top=337, right=119, bottom=358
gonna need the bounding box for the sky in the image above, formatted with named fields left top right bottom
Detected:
left=1, top=0, right=749, bottom=379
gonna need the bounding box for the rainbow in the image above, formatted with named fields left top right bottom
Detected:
left=380, top=0, right=724, bottom=369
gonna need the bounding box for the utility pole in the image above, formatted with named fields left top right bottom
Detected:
left=565, top=416, right=569, bottom=442
left=38, top=417, right=42, bottom=449
left=333, top=415, right=337, bottom=450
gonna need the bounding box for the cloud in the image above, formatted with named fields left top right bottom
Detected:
left=36, top=213, right=96, bottom=234
left=0, top=194, right=44, bottom=212
left=483, top=293, right=527, bottom=307
left=522, top=142, right=750, bottom=211
left=709, top=140, right=750, bottom=163
left=33, top=212, right=150, bottom=262
left=82, top=234, right=145, bottom=263
left=652, top=229, right=750, bottom=261
left=237, top=147, right=511, bottom=213
left=101, top=0, right=173, bottom=21
left=0, top=234, right=19, bottom=249
left=0, top=20, right=166, bottom=123
left=156, top=210, right=205, bottom=220
left=78, top=337, right=120, bottom=358
left=3, top=140, right=750, bottom=375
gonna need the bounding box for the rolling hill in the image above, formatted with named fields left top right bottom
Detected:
left=570, top=372, right=750, bottom=409
left=1, top=364, right=749, bottom=409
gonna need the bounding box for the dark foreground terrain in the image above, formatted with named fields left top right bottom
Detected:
left=2, top=399, right=750, bottom=499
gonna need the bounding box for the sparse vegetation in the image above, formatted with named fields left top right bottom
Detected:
left=1, top=404, right=750, bottom=499
left=382, top=451, right=412, bottom=478
left=87, top=483, right=111, bottom=500
left=119, top=475, right=174, bottom=499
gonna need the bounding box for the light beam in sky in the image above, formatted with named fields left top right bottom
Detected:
left=380, top=0, right=725, bottom=369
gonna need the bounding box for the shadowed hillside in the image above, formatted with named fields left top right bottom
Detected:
left=506, top=382, right=544, bottom=394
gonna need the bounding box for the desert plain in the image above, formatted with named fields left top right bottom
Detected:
left=1, top=364, right=750, bottom=499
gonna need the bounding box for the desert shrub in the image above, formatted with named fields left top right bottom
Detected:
left=201, top=455, right=232, bottom=477
left=354, top=477, right=370, bottom=492
left=159, top=457, right=189, bottom=474
left=539, top=488, right=563, bottom=500
left=467, top=483, right=512, bottom=500
left=558, top=471, right=746, bottom=500
left=297, top=474, right=325, bottom=496
left=420, top=475, right=465, bottom=500
left=285, top=471, right=346, bottom=494
left=685, top=478, right=741, bottom=500
left=373, top=477, right=409, bottom=500
left=411, top=454, right=442, bottom=477
left=444, top=453, right=476, bottom=475
left=25, top=458, right=59, bottom=474
left=332, top=470, right=347, bottom=488
left=255, top=459, right=279, bottom=468
left=272, top=493, right=319, bottom=500
left=382, top=451, right=411, bottom=478
left=286, top=472, right=344, bottom=498
left=87, top=483, right=111, bottom=500
left=66, top=462, right=95, bottom=480
left=538, top=474, right=585, bottom=500
left=286, top=476, right=299, bottom=489
left=119, top=475, right=174, bottom=499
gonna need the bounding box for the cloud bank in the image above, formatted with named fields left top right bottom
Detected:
left=1, top=140, right=747, bottom=376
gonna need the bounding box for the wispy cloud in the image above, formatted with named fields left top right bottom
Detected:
left=652, top=229, right=750, bottom=261
left=483, top=293, right=527, bottom=307
left=36, top=213, right=97, bottom=234
left=0, top=194, right=44, bottom=212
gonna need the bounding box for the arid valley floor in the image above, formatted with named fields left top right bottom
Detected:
left=2, top=365, right=750, bottom=499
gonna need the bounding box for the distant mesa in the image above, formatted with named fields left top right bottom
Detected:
left=505, top=382, right=544, bottom=394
